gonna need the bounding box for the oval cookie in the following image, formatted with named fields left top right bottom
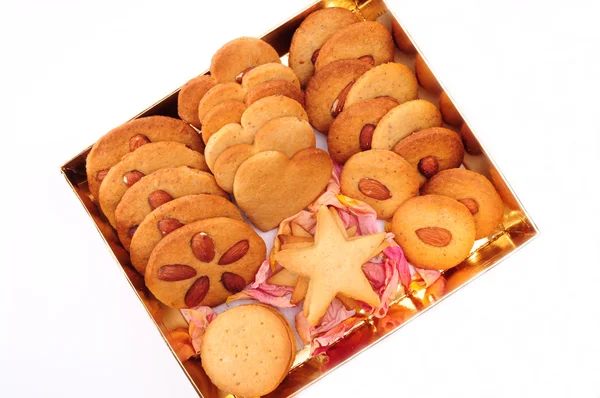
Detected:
left=177, top=75, right=217, bottom=128
left=204, top=123, right=254, bottom=171
left=439, top=91, right=463, bottom=127
left=391, top=18, right=416, bottom=54
left=241, top=63, right=300, bottom=89
left=415, top=54, right=442, bottom=93
left=197, top=83, right=247, bottom=125
left=240, top=94, right=308, bottom=135
left=210, top=37, right=281, bottom=83
left=201, top=100, right=247, bottom=144
left=245, top=80, right=305, bottom=107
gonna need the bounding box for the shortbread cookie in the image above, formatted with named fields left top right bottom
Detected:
left=86, top=116, right=203, bottom=200
left=200, top=100, right=246, bottom=144
left=288, top=7, right=360, bottom=87
left=201, top=304, right=296, bottom=397
left=371, top=99, right=442, bottom=150
left=422, top=169, right=504, bottom=239
left=214, top=117, right=315, bottom=192
left=340, top=150, right=419, bottom=220
left=245, top=80, right=305, bottom=107
left=393, top=127, right=465, bottom=184
left=439, top=91, right=463, bottom=127
left=241, top=63, right=300, bottom=89
left=197, top=83, right=247, bottom=125
left=114, top=167, right=228, bottom=251
left=305, top=59, right=372, bottom=134
left=391, top=18, right=416, bottom=54
left=210, top=37, right=281, bottom=83
left=392, top=195, right=476, bottom=270
left=460, top=122, right=482, bottom=155
left=328, top=97, right=398, bottom=164
left=130, top=195, right=242, bottom=275
left=234, top=148, right=333, bottom=231
left=415, top=54, right=442, bottom=93
left=177, top=75, right=217, bottom=128
left=314, top=21, right=394, bottom=71
left=98, top=142, right=208, bottom=227
left=240, top=94, right=308, bottom=135
left=204, top=123, right=254, bottom=172
left=145, top=217, right=266, bottom=308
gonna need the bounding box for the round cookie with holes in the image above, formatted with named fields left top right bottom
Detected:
left=340, top=150, right=419, bottom=220
left=130, top=194, right=242, bottom=275
left=177, top=74, right=217, bottom=128
left=86, top=116, right=204, bottom=201
left=114, top=167, right=229, bottom=251
left=210, top=37, right=281, bottom=83
left=145, top=217, right=266, bottom=308
left=392, top=194, right=476, bottom=270
left=200, top=304, right=296, bottom=397
left=421, top=169, right=504, bottom=239
left=98, top=142, right=208, bottom=228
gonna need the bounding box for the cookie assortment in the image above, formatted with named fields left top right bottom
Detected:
left=83, top=7, right=507, bottom=397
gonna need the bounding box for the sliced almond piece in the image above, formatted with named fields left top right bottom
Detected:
left=277, top=234, right=314, bottom=245
left=267, top=268, right=299, bottom=287
left=290, top=222, right=312, bottom=238
left=328, top=206, right=348, bottom=238
left=346, top=225, right=358, bottom=237
left=291, top=276, right=309, bottom=304
left=280, top=241, right=314, bottom=251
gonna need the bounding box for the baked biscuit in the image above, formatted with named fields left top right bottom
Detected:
left=234, top=148, right=333, bottom=231
left=177, top=75, right=217, bottom=128
left=391, top=18, right=416, bottom=54
left=288, top=7, right=360, bottom=87
left=328, top=97, right=398, bottom=164
left=341, top=150, right=419, bottom=219
left=210, top=37, right=281, bottom=83
left=197, top=83, right=247, bottom=124
left=314, top=21, right=394, bottom=71
left=86, top=116, right=203, bottom=200
left=200, top=304, right=296, bottom=397
left=245, top=80, right=305, bottom=107
left=414, top=54, right=442, bottom=93
left=393, top=127, right=465, bottom=184
left=241, top=62, right=300, bottom=89
left=214, top=117, right=315, bottom=192
left=240, top=94, right=308, bottom=135
left=114, top=167, right=228, bottom=251
left=305, top=59, right=372, bottom=134
left=204, top=123, right=253, bottom=171
left=145, top=217, right=266, bottom=308
left=344, top=62, right=418, bottom=109
left=371, top=99, right=442, bottom=150
left=130, top=195, right=242, bottom=275
left=200, top=100, right=246, bottom=144
left=98, top=142, right=208, bottom=228
left=422, top=169, right=504, bottom=239
left=460, top=122, right=482, bottom=155
left=439, top=91, right=463, bottom=127
left=392, top=195, right=476, bottom=270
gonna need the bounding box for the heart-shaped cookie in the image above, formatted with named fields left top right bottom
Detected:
left=233, top=148, right=333, bottom=231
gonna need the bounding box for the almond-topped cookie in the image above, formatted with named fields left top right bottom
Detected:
left=145, top=217, right=266, bottom=308
left=210, top=37, right=281, bottom=83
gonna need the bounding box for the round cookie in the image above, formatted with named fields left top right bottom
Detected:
left=86, top=116, right=204, bottom=201
left=197, top=83, right=247, bottom=125
left=344, top=62, right=418, bottom=109
left=200, top=304, right=295, bottom=397
left=210, top=37, right=281, bottom=83
left=340, top=150, right=419, bottom=220
left=391, top=18, right=416, bottom=54
left=392, top=195, right=476, bottom=270
left=145, top=217, right=267, bottom=308
left=288, top=7, right=360, bottom=87
left=130, top=195, right=243, bottom=275
left=305, top=59, right=372, bottom=134
left=439, top=91, right=463, bottom=127
left=328, top=97, right=399, bottom=164
left=415, top=54, right=442, bottom=93
left=200, top=100, right=247, bottom=144
left=245, top=80, right=305, bottom=107
left=98, top=142, right=208, bottom=228
left=371, top=99, right=442, bottom=150
left=114, top=167, right=229, bottom=251
left=392, top=127, right=465, bottom=185
left=204, top=123, right=254, bottom=172
left=177, top=74, right=217, bottom=128
left=314, top=21, right=394, bottom=71
left=240, top=94, right=308, bottom=135
left=460, top=122, right=482, bottom=155
left=241, top=63, right=300, bottom=89
left=422, top=169, right=504, bottom=239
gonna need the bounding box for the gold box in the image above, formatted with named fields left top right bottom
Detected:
left=60, top=0, right=538, bottom=396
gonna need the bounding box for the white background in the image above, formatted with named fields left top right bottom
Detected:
left=1, top=0, right=599, bottom=397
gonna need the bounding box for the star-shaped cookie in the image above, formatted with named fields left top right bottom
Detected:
left=274, top=205, right=386, bottom=326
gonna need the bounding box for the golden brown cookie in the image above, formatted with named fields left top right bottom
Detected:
left=177, top=75, right=217, bottom=128
left=98, top=142, right=208, bottom=228
left=328, top=97, right=398, bottom=164
left=288, top=7, right=360, bottom=87
left=210, top=37, right=281, bottom=83
left=392, top=195, right=476, bottom=270
left=305, top=59, right=372, bottom=134
left=393, top=127, right=465, bottom=185
left=240, top=94, right=308, bottom=136
left=114, top=167, right=229, bottom=251
left=422, top=169, right=504, bottom=239
left=200, top=304, right=296, bottom=397
left=204, top=123, right=253, bottom=172
left=200, top=100, right=247, bottom=144
left=130, top=195, right=242, bottom=275
left=234, top=148, right=333, bottom=231
left=241, top=62, right=300, bottom=89
left=340, top=150, right=419, bottom=220
left=460, top=122, right=482, bottom=155
left=391, top=18, right=416, bottom=54
left=344, top=62, right=418, bottom=109
left=371, top=99, right=442, bottom=150
left=439, top=91, right=463, bottom=127
left=145, top=217, right=266, bottom=308
left=314, top=21, right=394, bottom=72
left=245, top=80, right=305, bottom=107
left=86, top=116, right=204, bottom=201
left=197, top=82, right=247, bottom=125
left=489, top=166, right=519, bottom=210
left=213, top=117, right=315, bottom=192
left=414, top=54, right=442, bottom=93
